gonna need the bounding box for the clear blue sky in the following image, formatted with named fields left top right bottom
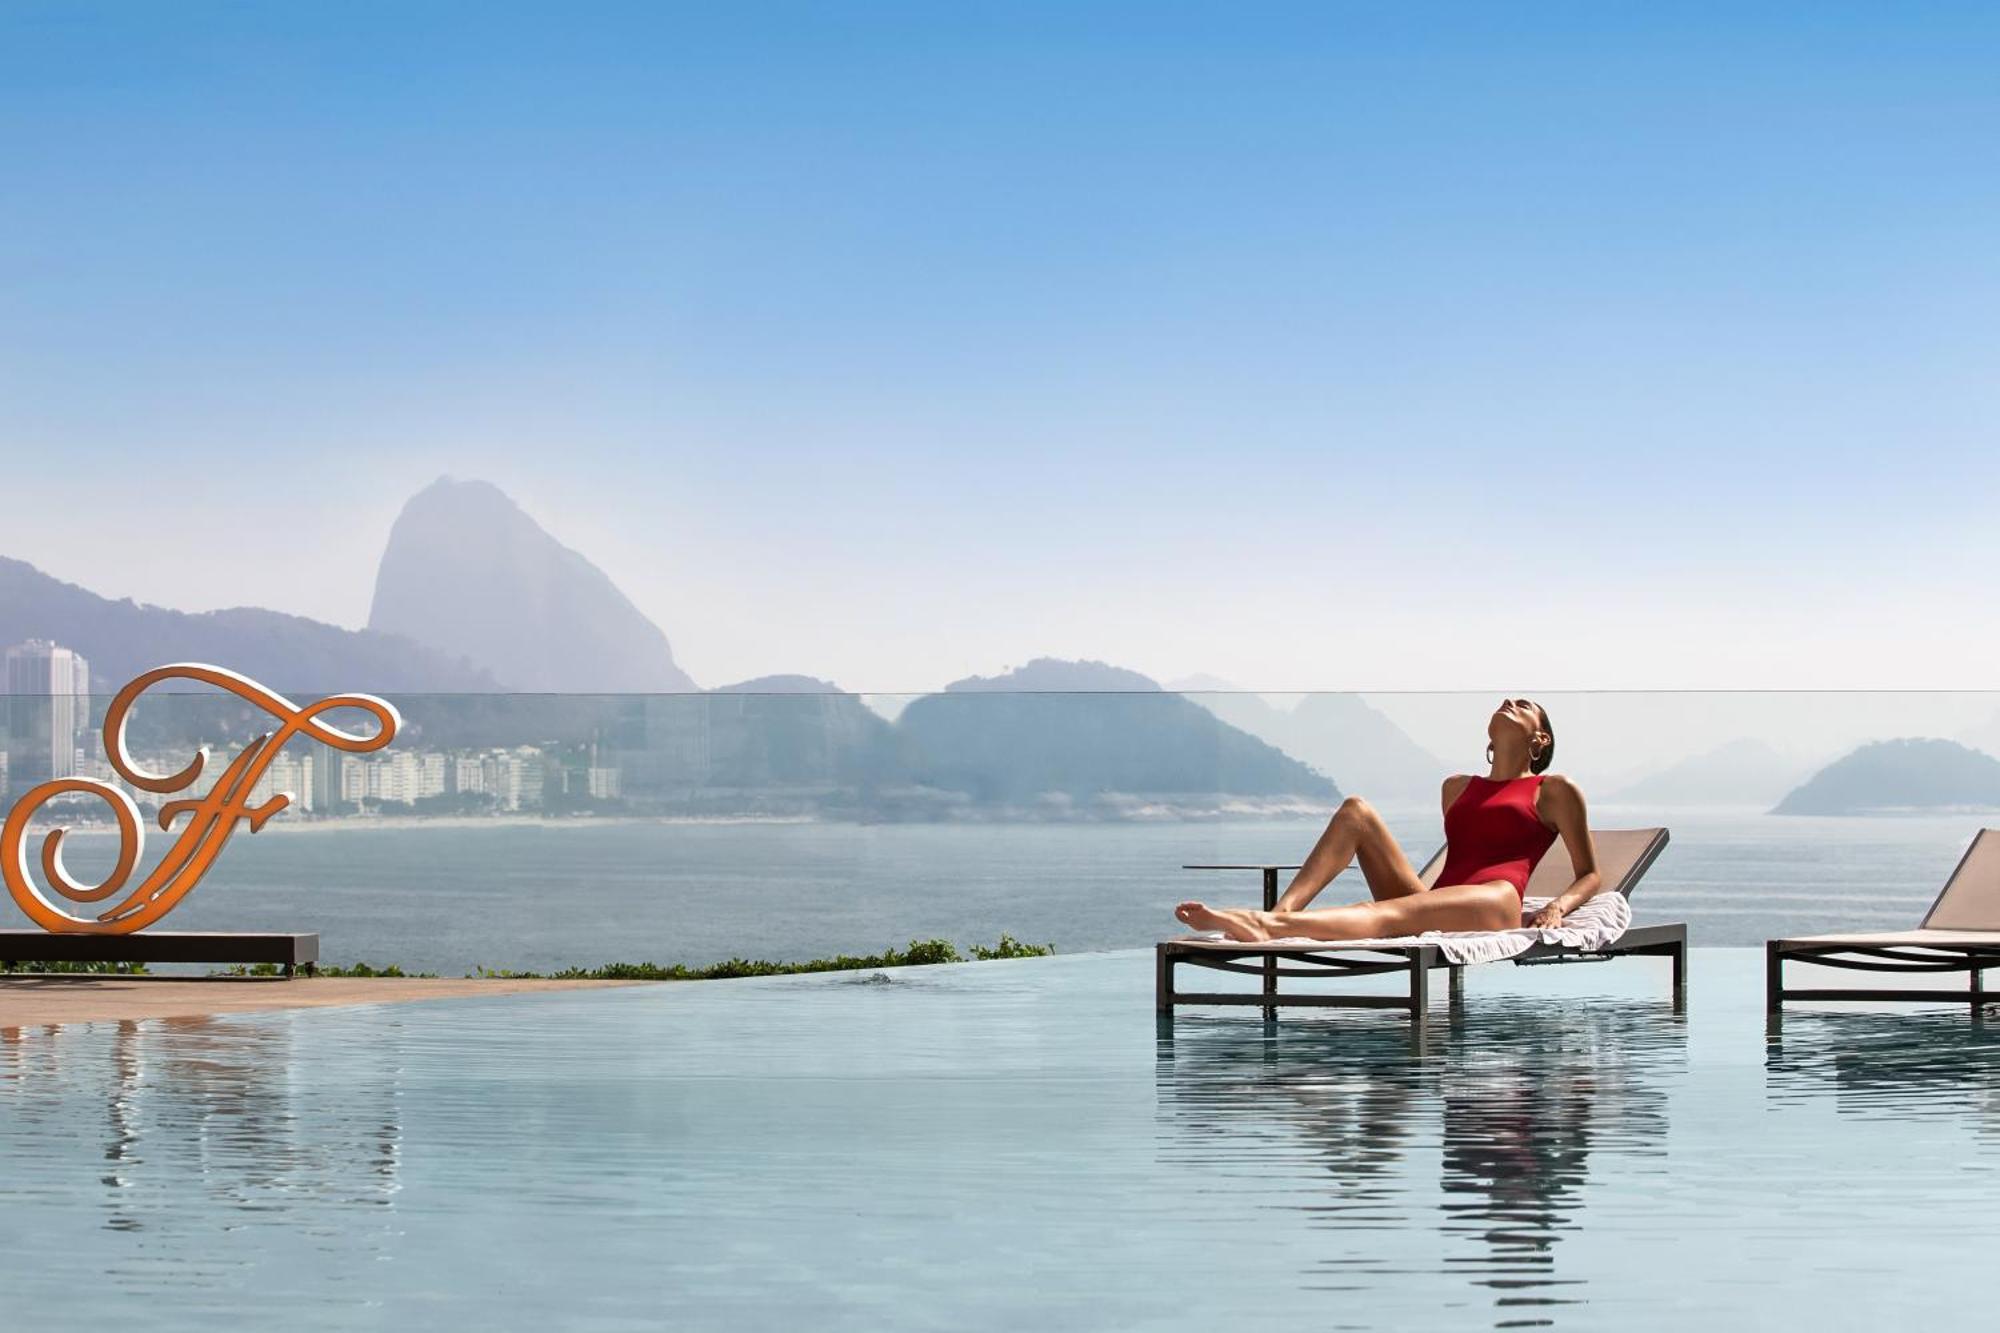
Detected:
left=4, top=2, right=1998, bottom=690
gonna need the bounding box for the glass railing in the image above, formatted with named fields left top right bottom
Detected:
left=5, top=687, right=1997, bottom=973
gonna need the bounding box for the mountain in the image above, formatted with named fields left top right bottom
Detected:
left=588, top=677, right=907, bottom=819
left=1281, top=693, right=1446, bottom=802
left=712, top=675, right=844, bottom=694
left=690, top=685, right=903, bottom=788
left=704, top=676, right=904, bottom=788
left=1608, top=738, right=1812, bottom=809
left=946, top=658, right=1157, bottom=692
left=1166, top=675, right=1297, bottom=746
left=1772, top=738, right=2000, bottom=816
left=368, top=477, right=696, bottom=693
left=0, top=556, right=498, bottom=693
left=1170, top=677, right=1442, bottom=802
left=897, top=659, right=1337, bottom=808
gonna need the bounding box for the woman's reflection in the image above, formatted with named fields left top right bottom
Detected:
left=1158, top=1002, right=1681, bottom=1326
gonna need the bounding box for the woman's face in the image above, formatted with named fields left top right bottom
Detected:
left=1489, top=697, right=1549, bottom=754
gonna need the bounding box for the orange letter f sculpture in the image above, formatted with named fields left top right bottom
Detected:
left=2, top=664, right=399, bottom=934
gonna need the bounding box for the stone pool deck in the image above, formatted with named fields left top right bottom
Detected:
left=0, top=975, right=654, bottom=1028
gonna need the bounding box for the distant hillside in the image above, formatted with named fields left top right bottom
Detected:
left=692, top=677, right=905, bottom=798
left=898, top=659, right=1337, bottom=808
left=554, top=679, right=902, bottom=817
left=1166, top=676, right=1300, bottom=756
left=1285, top=693, right=1446, bottom=802
left=1610, top=738, right=1811, bottom=808
left=1171, top=678, right=1441, bottom=802
left=1772, top=738, right=2000, bottom=815
left=712, top=675, right=845, bottom=694
left=691, top=688, right=905, bottom=789
left=0, top=556, right=498, bottom=693
left=368, top=477, right=696, bottom=693
left=946, top=658, right=1157, bottom=692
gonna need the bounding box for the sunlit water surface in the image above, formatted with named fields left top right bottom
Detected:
left=5, top=949, right=2000, bottom=1329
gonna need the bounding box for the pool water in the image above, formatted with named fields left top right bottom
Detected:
left=4, top=949, right=1998, bottom=1329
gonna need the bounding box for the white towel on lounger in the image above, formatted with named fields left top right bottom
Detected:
left=1176, top=893, right=1633, bottom=966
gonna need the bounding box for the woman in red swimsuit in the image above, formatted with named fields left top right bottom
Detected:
left=1175, top=698, right=1600, bottom=943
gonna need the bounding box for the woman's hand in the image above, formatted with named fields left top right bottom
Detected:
left=1530, top=901, right=1566, bottom=930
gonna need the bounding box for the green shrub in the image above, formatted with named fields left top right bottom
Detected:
left=314, top=961, right=431, bottom=978
left=207, top=961, right=434, bottom=978
left=467, top=936, right=1054, bottom=981
left=180, top=938, right=1051, bottom=984
left=0, top=959, right=149, bottom=975
left=971, top=934, right=1054, bottom=960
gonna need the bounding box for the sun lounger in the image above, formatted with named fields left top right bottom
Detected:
left=1158, top=827, right=1681, bottom=1022
left=1766, top=829, right=2000, bottom=1011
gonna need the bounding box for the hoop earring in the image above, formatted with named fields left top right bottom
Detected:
left=1485, top=743, right=1495, bottom=764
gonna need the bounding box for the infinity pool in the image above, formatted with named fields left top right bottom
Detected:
left=4, top=950, right=1996, bottom=1330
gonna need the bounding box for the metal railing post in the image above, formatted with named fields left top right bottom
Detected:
left=1262, top=866, right=1279, bottom=1021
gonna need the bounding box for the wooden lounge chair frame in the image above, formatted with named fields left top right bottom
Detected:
left=1158, top=828, right=1682, bottom=1023
left=1767, top=829, right=2000, bottom=1012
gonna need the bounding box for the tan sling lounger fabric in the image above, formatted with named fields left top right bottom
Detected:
left=1767, top=829, right=2000, bottom=1010
left=1917, top=829, right=2000, bottom=931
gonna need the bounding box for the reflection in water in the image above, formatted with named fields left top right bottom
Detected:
left=1157, top=1004, right=1684, bottom=1328
left=0, top=1011, right=404, bottom=1267
left=1766, top=1010, right=2000, bottom=1133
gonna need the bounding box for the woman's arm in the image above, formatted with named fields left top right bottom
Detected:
left=1530, top=775, right=1600, bottom=929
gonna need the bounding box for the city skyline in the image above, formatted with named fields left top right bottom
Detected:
left=6, top=4, right=2000, bottom=692
left=2, top=639, right=92, bottom=795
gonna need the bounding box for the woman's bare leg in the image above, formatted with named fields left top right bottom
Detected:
left=1173, top=796, right=1428, bottom=938
left=1258, top=882, right=1519, bottom=942
left=1274, top=797, right=1425, bottom=911
left=1177, top=882, right=1519, bottom=943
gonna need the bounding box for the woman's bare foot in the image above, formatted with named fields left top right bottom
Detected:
left=1174, top=902, right=1271, bottom=942
left=1175, top=901, right=1221, bottom=931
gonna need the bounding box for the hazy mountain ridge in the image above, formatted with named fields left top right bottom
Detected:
left=567, top=659, right=1335, bottom=819
left=3, top=482, right=1328, bottom=815
left=368, top=477, right=697, bottom=693
left=1607, top=738, right=1813, bottom=808
left=948, top=658, right=1158, bottom=693
left=1287, top=692, right=1447, bottom=801
left=0, top=556, right=499, bottom=693
left=1772, top=738, right=2000, bottom=816
left=902, top=660, right=1337, bottom=810
left=1170, top=677, right=1444, bottom=802
left=713, top=675, right=846, bottom=694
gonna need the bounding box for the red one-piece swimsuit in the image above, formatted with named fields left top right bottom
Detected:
left=1435, top=775, right=1558, bottom=899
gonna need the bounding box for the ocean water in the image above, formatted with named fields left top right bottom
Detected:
left=35, top=808, right=1985, bottom=973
